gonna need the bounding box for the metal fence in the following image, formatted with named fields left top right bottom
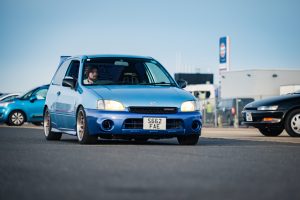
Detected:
left=200, top=98, right=255, bottom=128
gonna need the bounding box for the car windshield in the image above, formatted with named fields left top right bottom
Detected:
left=19, top=89, right=35, bottom=100
left=82, top=58, right=176, bottom=86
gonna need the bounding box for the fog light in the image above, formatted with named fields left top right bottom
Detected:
left=101, top=119, right=114, bottom=131
left=191, top=120, right=201, bottom=131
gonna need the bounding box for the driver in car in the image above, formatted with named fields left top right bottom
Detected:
left=84, top=66, right=99, bottom=84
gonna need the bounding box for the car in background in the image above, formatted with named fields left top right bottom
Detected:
left=0, top=93, right=21, bottom=102
left=217, top=98, right=254, bottom=126
left=0, top=85, right=49, bottom=126
left=242, top=93, right=300, bottom=137
left=44, top=55, right=202, bottom=145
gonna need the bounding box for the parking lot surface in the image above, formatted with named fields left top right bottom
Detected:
left=0, top=126, right=299, bottom=200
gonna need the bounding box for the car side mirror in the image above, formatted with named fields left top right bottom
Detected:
left=62, top=77, right=76, bottom=89
left=177, top=79, right=187, bottom=89
left=29, top=96, right=37, bottom=103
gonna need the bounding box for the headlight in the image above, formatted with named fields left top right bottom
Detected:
left=181, top=101, right=200, bottom=112
left=0, top=102, right=10, bottom=107
left=257, top=105, right=278, bottom=111
left=97, top=100, right=125, bottom=111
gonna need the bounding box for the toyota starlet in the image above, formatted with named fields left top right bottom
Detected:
left=44, top=55, right=202, bottom=145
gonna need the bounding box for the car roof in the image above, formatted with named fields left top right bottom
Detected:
left=0, top=93, right=20, bottom=99
left=0, top=93, right=8, bottom=97
left=68, top=54, right=153, bottom=60
left=1, top=93, right=20, bottom=96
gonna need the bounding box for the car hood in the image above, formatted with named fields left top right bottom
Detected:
left=245, top=93, right=300, bottom=109
left=88, top=85, right=195, bottom=107
left=0, top=99, right=18, bottom=109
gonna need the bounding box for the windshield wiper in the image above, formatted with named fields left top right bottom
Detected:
left=99, top=83, right=125, bottom=85
left=139, top=82, right=176, bottom=86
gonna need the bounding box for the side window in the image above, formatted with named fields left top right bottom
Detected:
left=34, top=88, right=48, bottom=100
left=65, top=60, right=80, bottom=81
left=145, top=62, right=171, bottom=83
left=52, top=60, right=72, bottom=85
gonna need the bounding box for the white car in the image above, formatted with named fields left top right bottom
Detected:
left=0, top=93, right=21, bottom=102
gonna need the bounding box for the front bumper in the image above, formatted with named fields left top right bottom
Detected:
left=85, top=108, right=202, bottom=137
left=241, top=110, right=285, bottom=128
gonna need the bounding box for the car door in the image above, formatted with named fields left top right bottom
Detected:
left=55, top=60, right=80, bottom=132
left=48, top=59, right=72, bottom=129
left=25, top=86, right=49, bottom=122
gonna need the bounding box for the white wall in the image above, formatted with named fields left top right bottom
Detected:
left=280, top=85, right=300, bottom=95
left=221, top=69, right=300, bottom=100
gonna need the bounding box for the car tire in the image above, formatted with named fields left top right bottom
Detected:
left=258, top=127, right=283, bottom=137
left=177, top=134, right=199, bottom=145
left=76, top=107, right=98, bottom=144
left=285, top=109, right=300, bottom=137
left=44, top=107, right=62, bottom=140
left=8, top=110, right=25, bottom=126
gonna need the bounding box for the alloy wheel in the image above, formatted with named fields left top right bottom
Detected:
left=291, top=114, right=300, bottom=134
left=77, top=110, right=85, bottom=141
left=11, top=112, right=24, bottom=125
left=44, top=109, right=50, bottom=137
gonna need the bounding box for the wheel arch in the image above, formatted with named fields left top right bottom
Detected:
left=283, top=106, right=300, bottom=124
left=76, top=104, right=84, bottom=116
left=43, top=105, right=49, bottom=117
left=43, top=105, right=48, bottom=112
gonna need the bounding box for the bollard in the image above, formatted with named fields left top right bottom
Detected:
left=218, top=115, right=222, bottom=128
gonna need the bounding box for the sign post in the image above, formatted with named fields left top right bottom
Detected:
left=216, top=36, right=230, bottom=127
left=219, top=36, right=230, bottom=72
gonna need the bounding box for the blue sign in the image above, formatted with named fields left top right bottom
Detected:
left=219, top=37, right=227, bottom=64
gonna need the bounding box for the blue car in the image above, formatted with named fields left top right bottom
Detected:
left=0, top=85, right=49, bottom=126
left=44, top=55, right=202, bottom=145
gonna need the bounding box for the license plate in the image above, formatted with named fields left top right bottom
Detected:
left=143, top=117, right=166, bottom=130
left=246, top=112, right=253, bottom=122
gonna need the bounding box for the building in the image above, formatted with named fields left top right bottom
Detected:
left=220, top=69, right=300, bottom=100
left=174, top=73, right=213, bottom=85
left=280, top=85, right=300, bottom=95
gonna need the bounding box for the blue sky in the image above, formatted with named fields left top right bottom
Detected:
left=0, top=0, right=299, bottom=92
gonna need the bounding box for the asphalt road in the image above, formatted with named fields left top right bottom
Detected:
left=0, top=127, right=300, bottom=200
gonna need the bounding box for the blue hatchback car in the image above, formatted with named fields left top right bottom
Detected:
left=0, top=85, right=49, bottom=126
left=44, top=55, right=202, bottom=145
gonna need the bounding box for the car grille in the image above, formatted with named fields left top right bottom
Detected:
left=128, top=107, right=178, bottom=114
left=123, top=118, right=183, bottom=129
